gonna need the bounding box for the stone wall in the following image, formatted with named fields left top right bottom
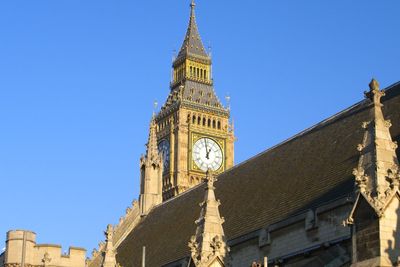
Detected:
left=229, top=198, right=352, bottom=266
left=0, top=252, right=5, bottom=267
left=352, top=195, right=400, bottom=266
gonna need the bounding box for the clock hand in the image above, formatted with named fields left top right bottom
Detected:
left=204, top=139, right=210, bottom=159
left=206, top=148, right=212, bottom=160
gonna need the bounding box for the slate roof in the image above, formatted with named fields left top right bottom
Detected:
left=176, top=1, right=209, bottom=62
left=181, top=80, right=221, bottom=107
left=84, top=82, right=400, bottom=267
left=158, top=80, right=227, bottom=120
left=107, top=81, right=400, bottom=267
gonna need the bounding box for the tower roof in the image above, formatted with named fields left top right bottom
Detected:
left=175, top=0, right=209, bottom=63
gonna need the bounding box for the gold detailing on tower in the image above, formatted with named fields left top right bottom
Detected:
left=172, top=0, right=212, bottom=87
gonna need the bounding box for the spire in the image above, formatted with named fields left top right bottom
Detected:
left=147, top=117, right=160, bottom=163
left=101, top=225, right=118, bottom=267
left=188, top=170, right=229, bottom=266
left=349, top=78, right=400, bottom=218
left=176, top=0, right=209, bottom=62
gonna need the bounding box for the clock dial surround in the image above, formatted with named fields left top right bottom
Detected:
left=158, top=139, right=170, bottom=172
left=192, top=137, right=223, bottom=172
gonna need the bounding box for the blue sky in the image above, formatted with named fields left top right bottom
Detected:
left=0, top=0, right=399, bottom=254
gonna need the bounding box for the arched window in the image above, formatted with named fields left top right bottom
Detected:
left=208, top=119, right=211, bottom=127
left=190, top=66, right=193, bottom=76
left=200, top=69, right=203, bottom=79
left=212, top=120, right=216, bottom=128
left=204, top=70, right=207, bottom=80
left=192, top=115, right=196, bottom=124
left=197, top=68, right=199, bottom=78
left=197, top=116, right=201, bottom=124
left=217, top=121, right=221, bottom=129
left=203, top=117, right=206, bottom=126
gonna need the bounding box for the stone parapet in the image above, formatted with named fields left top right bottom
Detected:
left=87, top=199, right=141, bottom=267
left=4, top=230, right=86, bottom=267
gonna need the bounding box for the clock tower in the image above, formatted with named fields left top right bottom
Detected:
left=141, top=0, right=234, bottom=203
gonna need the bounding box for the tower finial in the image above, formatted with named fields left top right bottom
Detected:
left=190, top=0, right=196, bottom=17
left=365, top=78, right=385, bottom=107
left=152, top=100, right=158, bottom=118
left=225, top=94, right=231, bottom=110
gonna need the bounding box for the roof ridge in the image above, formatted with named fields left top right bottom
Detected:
left=220, top=81, right=400, bottom=177
left=383, top=80, right=400, bottom=91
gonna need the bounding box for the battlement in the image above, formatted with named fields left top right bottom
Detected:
left=4, top=230, right=86, bottom=267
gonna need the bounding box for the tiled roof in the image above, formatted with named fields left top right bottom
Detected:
left=93, top=81, right=400, bottom=267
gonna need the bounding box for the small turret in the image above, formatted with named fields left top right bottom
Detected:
left=139, top=117, right=163, bottom=215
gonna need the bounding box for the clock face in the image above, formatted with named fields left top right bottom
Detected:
left=158, top=139, right=170, bottom=172
left=192, top=137, right=223, bottom=171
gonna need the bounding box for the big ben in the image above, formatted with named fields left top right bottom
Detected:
left=140, top=0, right=234, bottom=206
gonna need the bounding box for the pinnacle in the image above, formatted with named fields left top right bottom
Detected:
left=352, top=78, right=400, bottom=214
left=101, top=224, right=117, bottom=267
left=147, top=118, right=159, bottom=160
left=188, top=170, right=229, bottom=265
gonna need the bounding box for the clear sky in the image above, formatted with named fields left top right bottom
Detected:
left=1, top=0, right=399, bottom=255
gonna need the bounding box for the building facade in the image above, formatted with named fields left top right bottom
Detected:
left=2, top=1, right=400, bottom=267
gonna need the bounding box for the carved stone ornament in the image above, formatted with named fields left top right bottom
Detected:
left=188, top=235, right=199, bottom=258
left=105, top=224, right=113, bottom=241
left=357, top=143, right=365, bottom=152
left=210, top=235, right=222, bottom=254
left=92, top=248, right=99, bottom=258
left=387, top=166, right=400, bottom=188
left=353, top=167, right=368, bottom=192
left=42, top=252, right=51, bottom=266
